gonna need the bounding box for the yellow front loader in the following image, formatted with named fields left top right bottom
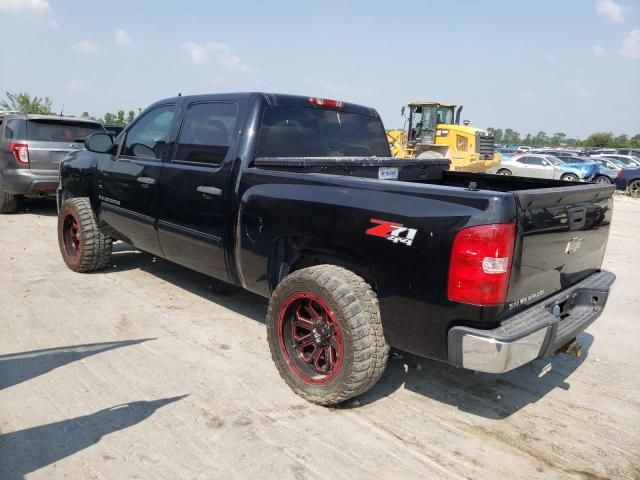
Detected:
left=387, top=102, right=500, bottom=172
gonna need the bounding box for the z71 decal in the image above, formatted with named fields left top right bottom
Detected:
left=366, top=219, right=417, bottom=247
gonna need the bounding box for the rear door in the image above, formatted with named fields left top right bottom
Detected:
left=26, top=119, right=104, bottom=173
left=157, top=101, right=240, bottom=280
left=505, top=183, right=615, bottom=312
left=518, top=156, right=555, bottom=178
left=97, top=104, right=177, bottom=256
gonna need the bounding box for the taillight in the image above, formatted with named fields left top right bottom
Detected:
left=448, top=223, right=516, bottom=306
left=308, top=97, right=344, bottom=109
left=9, top=143, right=29, bottom=164
left=617, top=169, right=623, bottom=179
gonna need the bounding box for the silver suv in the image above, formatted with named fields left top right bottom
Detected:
left=0, top=112, right=105, bottom=213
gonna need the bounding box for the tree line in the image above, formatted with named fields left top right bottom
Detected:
left=0, top=91, right=139, bottom=127
left=2, top=91, right=639, bottom=146
left=487, top=127, right=640, bottom=148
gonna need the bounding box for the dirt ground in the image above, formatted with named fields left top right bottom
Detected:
left=1, top=195, right=638, bottom=480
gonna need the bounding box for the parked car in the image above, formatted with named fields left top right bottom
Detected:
left=516, top=145, right=532, bottom=152
left=488, top=154, right=598, bottom=181
left=616, top=167, right=640, bottom=197
left=531, top=149, right=578, bottom=160
left=0, top=112, right=106, bottom=213
left=56, top=92, right=615, bottom=405
left=563, top=156, right=614, bottom=183
left=103, top=124, right=125, bottom=137
left=593, top=154, right=640, bottom=168
left=617, top=148, right=640, bottom=157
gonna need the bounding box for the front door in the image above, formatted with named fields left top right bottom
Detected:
left=97, top=104, right=177, bottom=256
left=157, top=101, right=239, bottom=280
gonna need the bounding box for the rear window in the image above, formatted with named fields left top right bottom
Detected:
left=256, top=106, right=390, bottom=158
left=26, top=120, right=104, bottom=142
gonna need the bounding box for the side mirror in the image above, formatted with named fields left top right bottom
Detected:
left=542, top=160, right=549, bottom=166
left=401, top=106, right=406, bottom=117
left=86, top=132, right=114, bottom=153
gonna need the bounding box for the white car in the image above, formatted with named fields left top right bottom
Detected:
left=516, top=146, right=532, bottom=153
left=592, top=154, right=640, bottom=168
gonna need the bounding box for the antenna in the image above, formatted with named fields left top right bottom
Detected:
left=59, top=104, right=64, bottom=116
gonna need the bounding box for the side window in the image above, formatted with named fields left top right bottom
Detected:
left=174, top=102, right=238, bottom=165
left=517, top=156, right=532, bottom=164
left=4, top=119, right=26, bottom=140
left=528, top=157, right=544, bottom=165
left=121, top=105, right=176, bottom=160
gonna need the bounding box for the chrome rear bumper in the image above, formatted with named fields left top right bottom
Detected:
left=447, top=270, right=615, bottom=373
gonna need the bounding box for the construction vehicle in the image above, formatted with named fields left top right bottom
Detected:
left=386, top=102, right=500, bottom=172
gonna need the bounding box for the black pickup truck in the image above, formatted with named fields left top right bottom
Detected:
left=56, top=93, right=616, bottom=405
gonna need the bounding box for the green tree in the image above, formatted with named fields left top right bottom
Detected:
left=614, top=134, right=629, bottom=147
left=551, top=132, right=567, bottom=146
left=584, top=132, right=614, bottom=147
left=629, top=134, right=640, bottom=148
left=0, top=91, right=53, bottom=114
left=103, top=109, right=138, bottom=126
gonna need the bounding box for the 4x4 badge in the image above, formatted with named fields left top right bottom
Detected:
left=366, top=219, right=417, bottom=247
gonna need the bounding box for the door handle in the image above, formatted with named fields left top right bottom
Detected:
left=137, top=176, right=156, bottom=185
left=197, top=186, right=222, bottom=196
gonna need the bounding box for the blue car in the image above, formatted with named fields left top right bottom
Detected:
left=568, top=157, right=617, bottom=184
left=616, top=167, right=640, bottom=197
left=553, top=156, right=599, bottom=182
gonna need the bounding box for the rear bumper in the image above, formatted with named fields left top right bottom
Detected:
left=447, top=270, right=615, bottom=373
left=0, top=168, right=58, bottom=196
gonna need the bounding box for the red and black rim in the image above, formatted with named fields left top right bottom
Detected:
left=62, top=212, right=81, bottom=257
left=277, top=291, right=344, bottom=384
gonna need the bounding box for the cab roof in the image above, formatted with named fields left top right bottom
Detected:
left=408, top=102, right=456, bottom=108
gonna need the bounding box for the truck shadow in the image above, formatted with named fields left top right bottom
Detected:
left=14, top=197, right=58, bottom=217
left=104, top=243, right=268, bottom=322
left=100, top=244, right=593, bottom=419
left=0, top=395, right=187, bottom=480
left=356, top=333, right=594, bottom=419
left=0, top=339, right=154, bottom=390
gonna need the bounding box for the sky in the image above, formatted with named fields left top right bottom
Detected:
left=0, top=0, right=639, bottom=138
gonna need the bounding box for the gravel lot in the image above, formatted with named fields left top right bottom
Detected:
left=1, top=196, right=638, bottom=480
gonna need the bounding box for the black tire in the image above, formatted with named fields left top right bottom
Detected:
left=58, top=197, right=112, bottom=272
left=593, top=175, right=611, bottom=184
left=561, top=173, right=579, bottom=182
left=628, top=179, right=640, bottom=197
left=267, top=265, right=389, bottom=405
left=0, top=184, right=18, bottom=214
left=497, top=169, right=512, bottom=176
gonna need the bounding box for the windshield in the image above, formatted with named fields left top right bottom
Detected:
left=545, top=156, right=564, bottom=166
left=27, top=120, right=104, bottom=142
left=608, top=155, right=636, bottom=166
left=256, top=107, right=390, bottom=157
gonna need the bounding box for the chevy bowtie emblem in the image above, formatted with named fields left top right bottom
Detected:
left=565, top=237, right=583, bottom=255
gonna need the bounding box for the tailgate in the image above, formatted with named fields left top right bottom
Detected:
left=505, top=183, right=615, bottom=312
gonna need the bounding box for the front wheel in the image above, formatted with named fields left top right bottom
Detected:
left=58, top=197, right=113, bottom=272
left=497, top=169, right=512, bottom=176
left=628, top=179, right=640, bottom=197
left=561, top=173, right=579, bottom=182
left=266, top=265, right=389, bottom=405
left=593, top=175, right=611, bottom=184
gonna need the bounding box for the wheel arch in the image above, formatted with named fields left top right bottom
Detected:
left=268, top=236, right=376, bottom=293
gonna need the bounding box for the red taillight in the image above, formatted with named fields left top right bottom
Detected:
left=448, top=223, right=516, bottom=306
left=9, top=143, right=29, bottom=164
left=308, top=97, right=344, bottom=109
left=617, top=169, right=623, bottom=179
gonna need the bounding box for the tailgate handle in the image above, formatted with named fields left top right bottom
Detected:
left=568, top=207, right=586, bottom=230
left=197, top=186, right=222, bottom=196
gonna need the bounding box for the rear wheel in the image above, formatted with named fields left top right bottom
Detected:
left=497, top=169, right=512, bottom=176
left=593, top=175, right=611, bottom=184
left=58, top=197, right=112, bottom=272
left=267, top=265, right=389, bottom=405
left=561, top=173, right=579, bottom=182
left=0, top=184, right=18, bottom=214
left=628, top=179, right=640, bottom=197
